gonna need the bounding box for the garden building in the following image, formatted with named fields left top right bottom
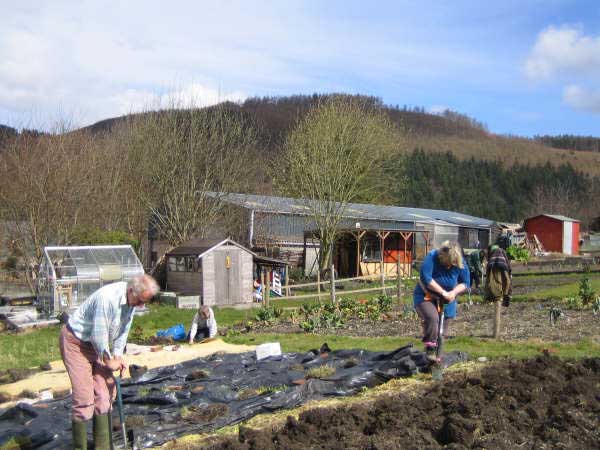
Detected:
left=524, top=214, right=580, bottom=256
left=211, top=193, right=494, bottom=276
left=165, top=238, right=257, bottom=306
left=38, top=245, right=145, bottom=316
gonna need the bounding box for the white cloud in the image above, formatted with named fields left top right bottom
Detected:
left=525, top=25, right=600, bottom=80
left=563, top=85, right=600, bottom=114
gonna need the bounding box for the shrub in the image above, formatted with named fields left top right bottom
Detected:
left=578, top=275, right=595, bottom=305
left=376, top=294, right=393, bottom=313
left=2, top=256, right=18, bottom=271
left=506, top=246, right=530, bottom=262
left=255, top=306, right=276, bottom=323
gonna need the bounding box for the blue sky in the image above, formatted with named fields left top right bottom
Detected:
left=1, top=0, right=599, bottom=136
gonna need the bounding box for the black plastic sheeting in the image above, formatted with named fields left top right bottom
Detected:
left=0, top=343, right=467, bottom=449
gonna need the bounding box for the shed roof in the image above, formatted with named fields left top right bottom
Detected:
left=166, top=238, right=253, bottom=259
left=165, top=238, right=289, bottom=266
left=525, top=214, right=580, bottom=223
left=211, top=193, right=493, bottom=228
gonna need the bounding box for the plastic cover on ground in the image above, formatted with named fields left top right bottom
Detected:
left=0, top=344, right=467, bottom=449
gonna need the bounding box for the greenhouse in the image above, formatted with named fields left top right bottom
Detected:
left=37, top=245, right=145, bottom=316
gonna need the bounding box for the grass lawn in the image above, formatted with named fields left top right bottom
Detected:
left=1, top=289, right=599, bottom=370
left=223, top=333, right=600, bottom=360
left=521, top=275, right=600, bottom=300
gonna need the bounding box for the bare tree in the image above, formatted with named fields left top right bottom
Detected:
left=0, top=123, right=99, bottom=286
left=120, top=104, right=259, bottom=247
left=274, top=97, right=400, bottom=272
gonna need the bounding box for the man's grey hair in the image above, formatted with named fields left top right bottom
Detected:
left=128, top=274, right=160, bottom=297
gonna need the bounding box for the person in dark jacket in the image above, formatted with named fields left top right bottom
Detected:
left=484, top=244, right=512, bottom=338
left=413, top=241, right=470, bottom=361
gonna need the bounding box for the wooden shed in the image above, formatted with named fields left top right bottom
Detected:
left=165, top=238, right=254, bottom=306
left=524, top=214, right=580, bottom=255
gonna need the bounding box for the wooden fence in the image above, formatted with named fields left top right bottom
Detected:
left=263, top=265, right=409, bottom=305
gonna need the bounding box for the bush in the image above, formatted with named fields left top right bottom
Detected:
left=70, top=226, right=140, bottom=253
left=506, top=246, right=530, bottom=262
left=1, top=256, right=18, bottom=271
left=376, top=294, right=393, bottom=313
left=255, top=306, right=276, bottom=324
left=578, top=276, right=595, bottom=305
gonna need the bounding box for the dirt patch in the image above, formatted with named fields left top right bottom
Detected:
left=259, top=299, right=600, bottom=343
left=207, top=356, right=600, bottom=449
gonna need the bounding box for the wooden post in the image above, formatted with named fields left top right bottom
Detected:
left=396, top=232, right=402, bottom=302
left=330, top=263, right=336, bottom=304
left=494, top=300, right=501, bottom=339
left=317, top=268, right=321, bottom=296
left=285, top=267, right=290, bottom=297
left=265, top=269, right=271, bottom=307
left=260, top=269, right=266, bottom=306
left=378, top=231, right=390, bottom=295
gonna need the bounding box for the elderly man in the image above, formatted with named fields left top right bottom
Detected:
left=59, top=274, right=159, bottom=450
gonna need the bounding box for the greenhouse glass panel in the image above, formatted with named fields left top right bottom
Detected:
left=39, top=245, right=145, bottom=316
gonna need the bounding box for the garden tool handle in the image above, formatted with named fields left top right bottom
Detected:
left=114, top=375, right=128, bottom=449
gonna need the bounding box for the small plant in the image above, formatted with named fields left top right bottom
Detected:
left=401, top=304, right=419, bottom=322
left=300, top=318, right=318, bottom=333
left=255, top=306, right=276, bottom=323
left=244, top=321, right=255, bottom=332
left=376, top=294, right=393, bottom=313
left=288, top=309, right=299, bottom=324
left=306, top=364, right=336, bottom=379
left=592, top=297, right=600, bottom=316
left=130, top=325, right=144, bottom=343
left=179, top=405, right=191, bottom=418
left=137, top=387, right=151, bottom=397
left=506, top=246, right=530, bottom=262
left=549, top=305, right=565, bottom=326
left=578, top=275, right=595, bottom=305
left=564, top=296, right=584, bottom=310
left=256, top=385, right=287, bottom=395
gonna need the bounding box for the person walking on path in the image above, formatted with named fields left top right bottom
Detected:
left=484, top=244, right=512, bottom=339
left=413, top=241, right=470, bottom=361
left=59, top=274, right=159, bottom=450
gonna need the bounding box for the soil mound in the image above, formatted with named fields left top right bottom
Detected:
left=209, top=356, right=600, bottom=449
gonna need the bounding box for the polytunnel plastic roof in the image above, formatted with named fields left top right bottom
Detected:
left=44, top=245, right=143, bottom=277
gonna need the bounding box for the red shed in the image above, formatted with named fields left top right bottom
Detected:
left=523, top=214, right=580, bottom=255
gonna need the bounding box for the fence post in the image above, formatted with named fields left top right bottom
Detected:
left=285, top=268, right=290, bottom=297
left=396, top=255, right=402, bottom=302
left=330, top=263, right=336, bottom=304
left=317, top=269, right=321, bottom=295
left=265, top=269, right=271, bottom=307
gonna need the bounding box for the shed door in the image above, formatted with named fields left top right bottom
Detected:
left=214, top=249, right=242, bottom=304
left=563, top=221, right=573, bottom=255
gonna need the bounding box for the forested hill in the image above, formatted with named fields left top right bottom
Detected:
left=535, top=134, right=600, bottom=153
left=80, top=94, right=600, bottom=177
left=385, top=149, right=598, bottom=223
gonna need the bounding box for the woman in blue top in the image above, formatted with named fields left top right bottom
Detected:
left=413, top=241, right=470, bottom=360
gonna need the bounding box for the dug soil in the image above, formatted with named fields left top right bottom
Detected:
left=207, top=356, right=600, bottom=449
left=261, top=300, right=600, bottom=343
left=259, top=274, right=600, bottom=343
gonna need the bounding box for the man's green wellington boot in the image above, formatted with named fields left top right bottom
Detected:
left=93, top=413, right=110, bottom=450
left=72, top=420, right=88, bottom=450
